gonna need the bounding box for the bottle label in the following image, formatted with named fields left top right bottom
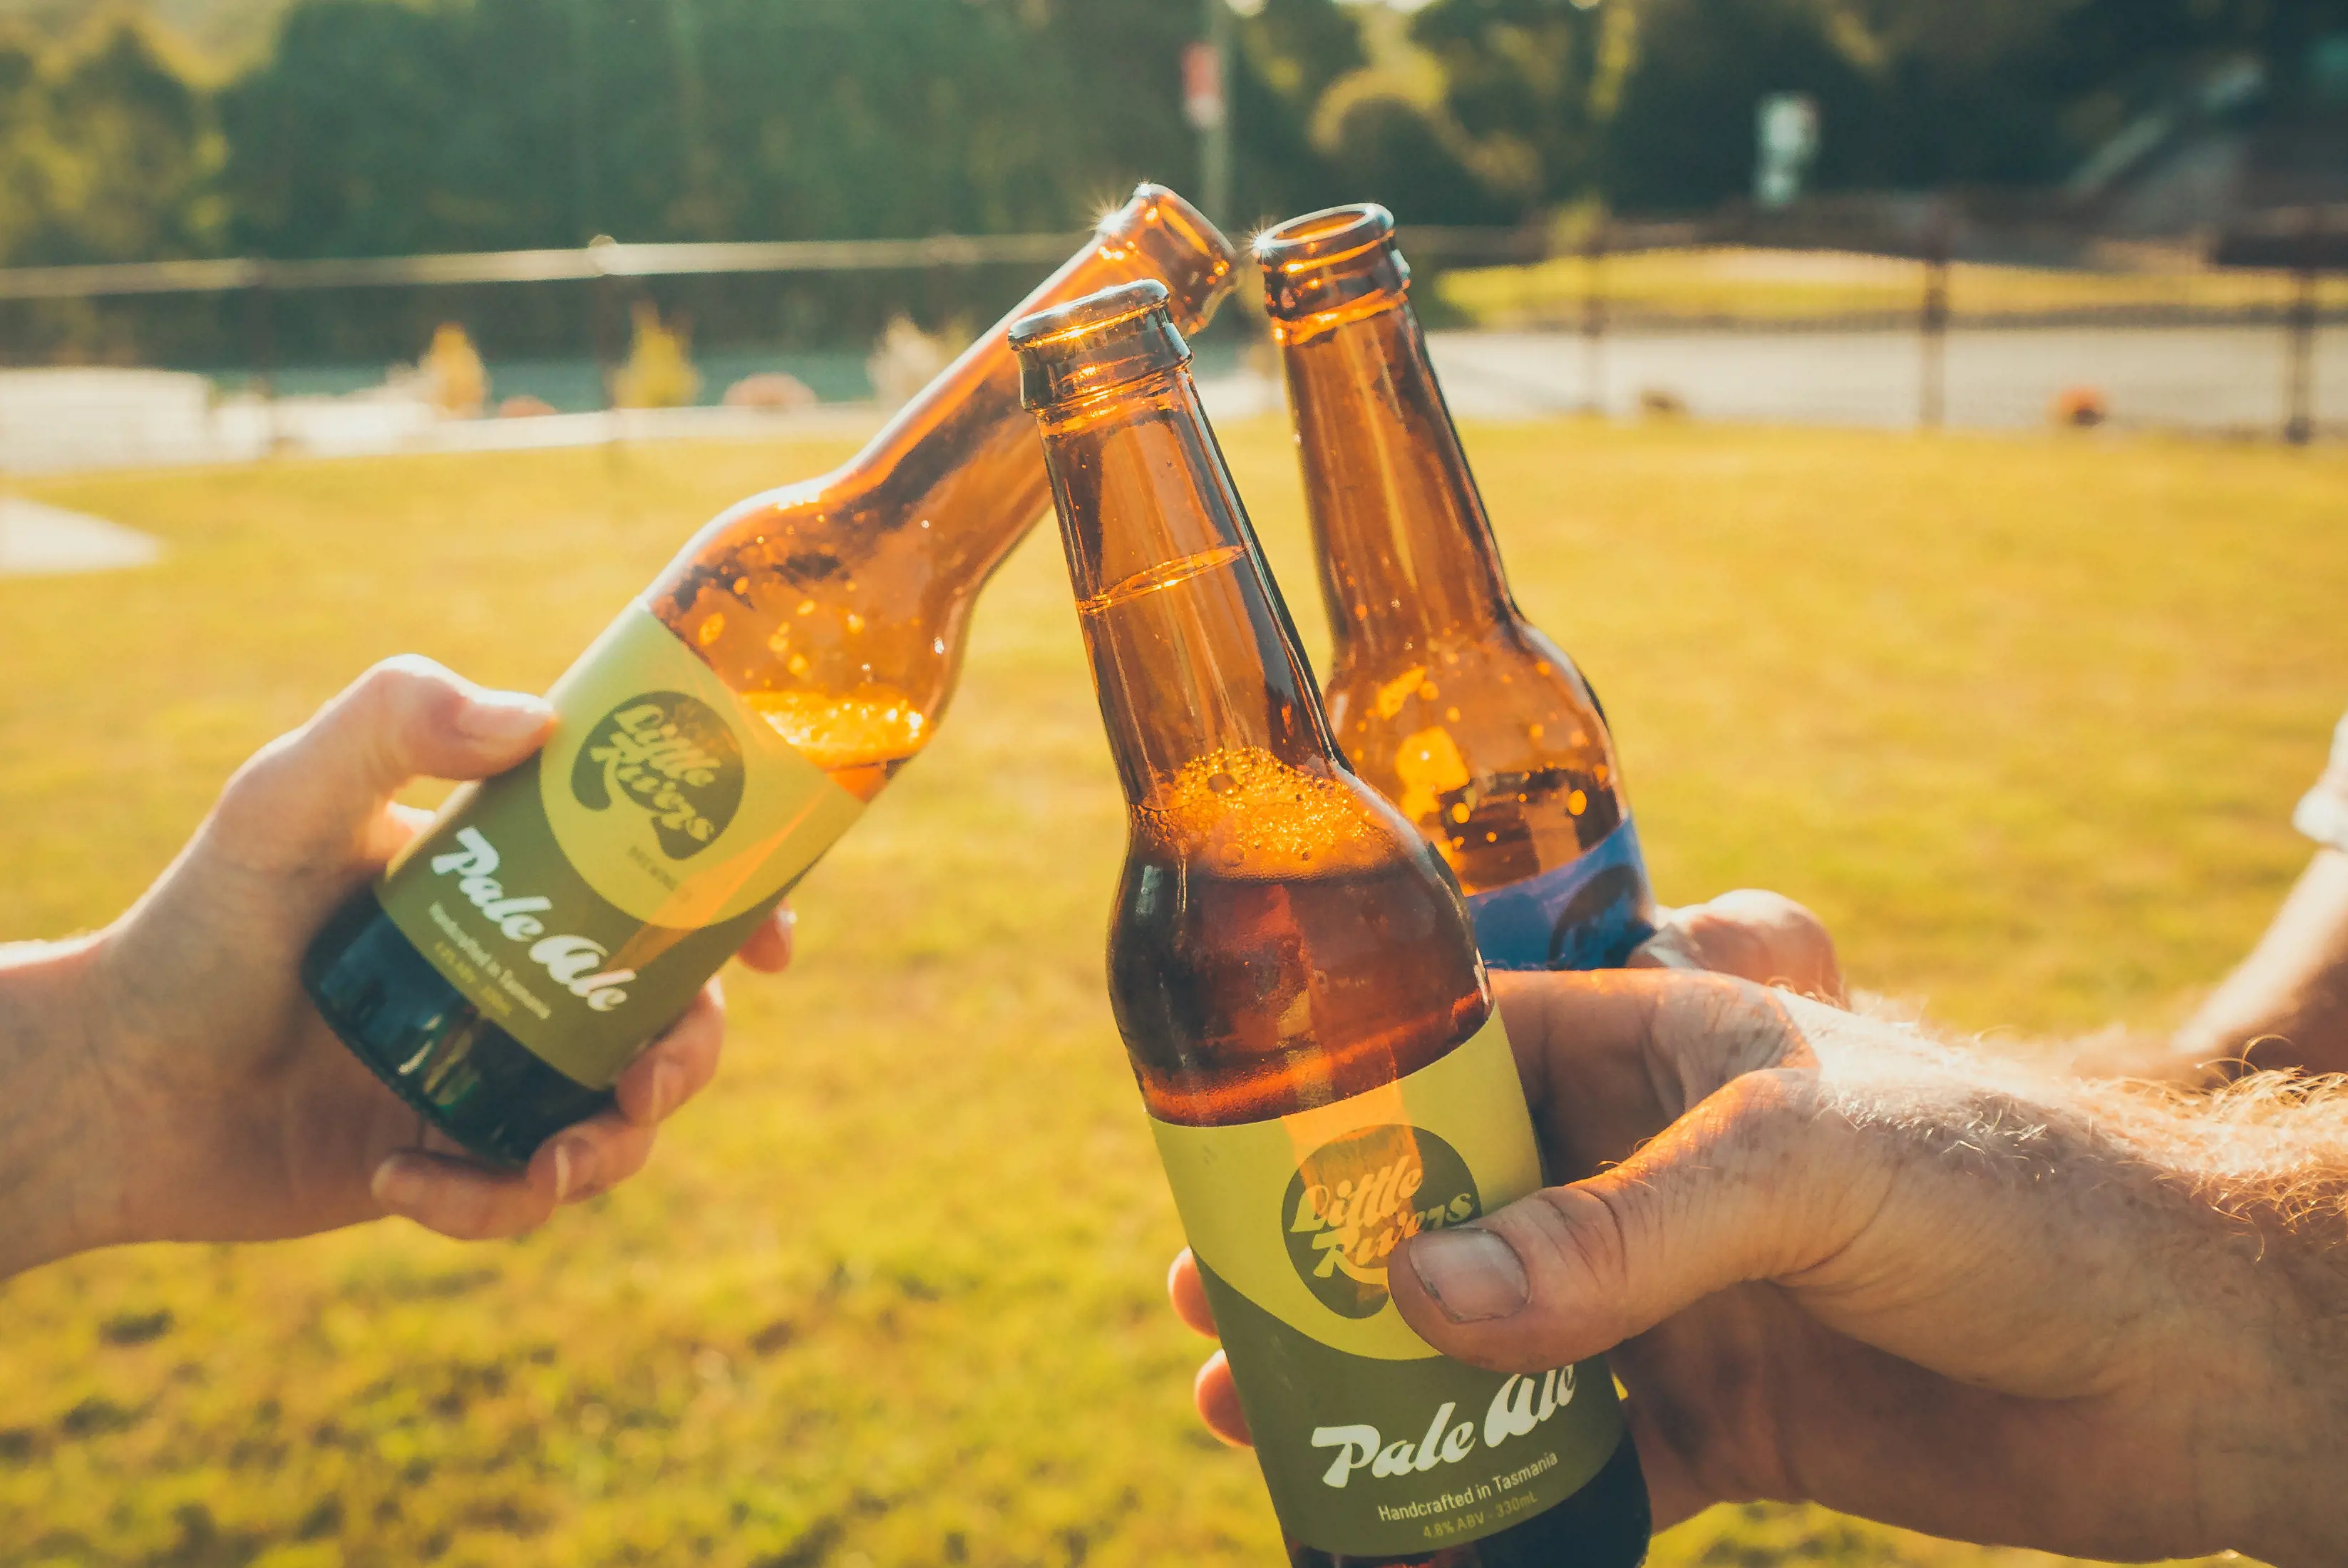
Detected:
left=1149, top=1014, right=1625, bottom=1557
left=1467, top=816, right=1657, bottom=972
left=375, top=603, right=865, bottom=1088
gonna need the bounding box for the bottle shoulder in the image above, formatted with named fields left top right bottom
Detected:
left=1329, top=625, right=1618, bottom=785
left=1107, top=810, right=1488, bottom=1128
left=1326, top=624, right=1631, bottom=896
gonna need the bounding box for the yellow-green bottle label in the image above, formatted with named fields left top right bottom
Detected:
left=376, top=603, right=865, bottom=1088
left=1150, top=1014, right=1624, bottom=1557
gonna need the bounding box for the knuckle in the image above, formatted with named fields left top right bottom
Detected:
left=1525, top=1183, right=1635, bottom=1299
left=347, top=655, right=462, bottom=733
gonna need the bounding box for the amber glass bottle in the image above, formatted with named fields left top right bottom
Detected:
left=303, top=187, right=1237, bottom=1165
left=1013, top=279, right=1648, bottom=1567
left=1258, top=205, right=1654, bottom=974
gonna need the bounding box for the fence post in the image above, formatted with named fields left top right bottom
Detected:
left=589, top=236, right=618, bottom=419
left=1582, top=212, right=1609, bottom=417
left=243, top=261, right=279, bottom=455
left=2286, top=207, right=2319, bottom=447
left=1920, top=205, right=1950, bottom=431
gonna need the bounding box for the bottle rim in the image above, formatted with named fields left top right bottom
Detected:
left=1010, top=280, right=1193, bottom=411
left=1254, top=203, right=1410, bottom=326
left=1252, top=202, right=1395, bottom=272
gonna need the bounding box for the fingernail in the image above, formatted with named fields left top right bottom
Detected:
left=459, top=691, right=550, bottom=741
left=552, top=1140, right=599, bottom=1202
left=777, top=906, right=798, bottom=932
left=1628, top=927, right=1704, bottom=972
left=372, top=1155, right=428, bottom=1214
left=1411, top=1227, right=1530, bottom=1324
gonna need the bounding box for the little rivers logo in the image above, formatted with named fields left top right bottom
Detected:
left=1283, top=1125, right=1481, bottom=1319
left=571, top=693, right=745, bottom=860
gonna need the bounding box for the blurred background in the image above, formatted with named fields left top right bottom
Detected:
left=0, top=0, right=2341, bottom=468
left=3, top=5, right=2347, bottom=1568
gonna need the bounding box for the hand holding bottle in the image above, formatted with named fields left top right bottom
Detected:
left=1180, top=956, right=2348, bottom=1564
left=0, top=657, right=790, bottom=1280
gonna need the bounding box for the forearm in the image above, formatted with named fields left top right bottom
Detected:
left=2173, top=849, right=2348, bottom=1078
left=1784, top=996, right=2348, bottom=1557
left=0, top=939, right=121, bottom=1279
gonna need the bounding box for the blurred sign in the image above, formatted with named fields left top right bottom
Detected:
left=1183, top=41, right=1225, bottom=133
left=1754, top=93, right=1820, bottom=209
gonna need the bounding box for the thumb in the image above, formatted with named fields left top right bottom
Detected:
left=215, top=656, right=552, bottom=867
left=1388, top=1068, right=1870, bottom=1372
left=1632, top=889, right=1845, bottom=1005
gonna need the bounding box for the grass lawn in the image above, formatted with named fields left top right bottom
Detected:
left=1435, top=246, right=2348, bottom=329
left=2, top=418, right=2344, bottom=1567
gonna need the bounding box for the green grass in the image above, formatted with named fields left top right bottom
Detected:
left=3, top=420, right=2344, bottom=1567
left=1436, top=246, right=2348, bottom=329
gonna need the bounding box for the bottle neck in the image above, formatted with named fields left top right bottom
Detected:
left=724, top=189, right=1242, bottom=600
left=646, top=187, right=1235, bottom=783
left=1039, top=366, right=1341, bottom=810
left=1278, top=295, right=1517, bottom=671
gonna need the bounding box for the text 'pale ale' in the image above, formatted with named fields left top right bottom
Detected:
left=303, top=187, right=1238, bottom=1164
left=1257, top=204, right=1656, bottom=974
left=1011, top=279, right=1649, bottom=1567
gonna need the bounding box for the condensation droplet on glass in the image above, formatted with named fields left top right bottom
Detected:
left=1449, top=803, right=1471, bottom=824
left=1484, top=832, right=1498, bottom=843
left=1418, top=681, right=1438, bottom=701
left=732, top=577, right=750, bottom=596
left=767, top=629, right=790, bottom=654
left=1528, top=723, right=1545, bottom=740
left=797, top=599, right=815, bottom=617
left=1535, top=661, right=1552, bottom=676
left=1567, top=789, right=1588, bottom=816
left=845, top=612, right=865, bottom=634
left=1446, top=706, right=1461, bottom=723
left=698, top=615, right=724, bottom=646
left=787, top=654, right=809, bottom=676
left=932, top=637, right=945, bottom=654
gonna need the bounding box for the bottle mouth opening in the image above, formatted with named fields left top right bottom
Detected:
left=1253, top=203, right=1395, bottom=272
left=1098, top=184, right=1240, bottom=336
left=1011, top=279, right=1192, bottom=411
left=1255, top=203, right=1409, bottom=325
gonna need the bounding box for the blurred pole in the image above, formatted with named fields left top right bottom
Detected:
left=1582, top=212, right=1608, bottom=416
left=1920, top=206, right=1951, bottom=431
left=2286, top=207, right=2318, bottom=447
left=572, top=0, right=600, bottom=243
left=243, top=263, right=280, bottom=454
left=589, top=237, right=617, bottom=421
left=1185, top=0, right=1233, bottom=229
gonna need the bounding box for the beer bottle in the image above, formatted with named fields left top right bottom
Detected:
left=1011, top=279, right=1649, bottom=1567
left=302, top=187, right=1239, bottom=1165
left=1257, top=205, right=1656, bottom=974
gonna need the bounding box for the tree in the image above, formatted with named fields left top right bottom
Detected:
left=0, top=21, right=218, bottom=267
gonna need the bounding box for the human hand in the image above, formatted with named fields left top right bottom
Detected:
left=1174, top=966, right=2348, bottom=1563
left=0, top=657, right=793, bottom=1277
left=1625, top=887, right=1845, bottom=1004
left=1170, top=888, right=1842, bottom=1446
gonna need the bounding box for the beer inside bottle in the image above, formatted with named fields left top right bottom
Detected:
left=1257, top=205, right=1656, bottom=974
left=1011, top=279, right=1649, bottom=1567
left=302, top=186, right=1238, bottom=1165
